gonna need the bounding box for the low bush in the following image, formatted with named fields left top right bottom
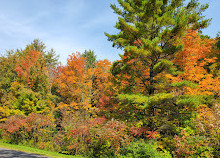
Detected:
left=174, top=129, right=213, bottom=158
left=0, top=112, right=133, bottom=157
left=118, top=140, right=172, bottom=158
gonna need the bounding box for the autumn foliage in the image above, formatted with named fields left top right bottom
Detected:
left=0, top=31, right=219, bottom=157
left=55, top=53, right=113, bottom=114
left=15, top=50, right=49, bottom=92
left=172, top=30, right=219, bottom=96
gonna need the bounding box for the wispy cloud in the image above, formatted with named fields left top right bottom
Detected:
left=0, top=0, right=218, bottom=64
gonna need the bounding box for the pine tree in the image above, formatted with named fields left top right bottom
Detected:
left=106, top=0, right=211, bottom=130
left=106, top=0, right=210, bottom=95
left=82, top=50, right=97, bottom=69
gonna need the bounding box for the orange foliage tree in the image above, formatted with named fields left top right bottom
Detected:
left=172, top=30, right=219, bottom=96
left=55, top=53, right=90, bottom=110
left=55, top=52, right=112, bottom=113
left=91, top=59, right=116, bottom=113
left=15, top=50, right=49, bottom=93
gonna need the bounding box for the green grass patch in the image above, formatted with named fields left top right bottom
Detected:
left=0, top=141, right=83, bottom=158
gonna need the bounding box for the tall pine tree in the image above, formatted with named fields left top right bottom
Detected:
left=106, top=0, right=210, bottom=95
left=106, top=0, right=211, bottom=130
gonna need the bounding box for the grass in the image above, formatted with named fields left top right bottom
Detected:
left=0, top=141, right=83, bottom=158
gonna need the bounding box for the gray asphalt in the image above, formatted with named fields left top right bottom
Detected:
left=0, top=148, right=49, bottom=158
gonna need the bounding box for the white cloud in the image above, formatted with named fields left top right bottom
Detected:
left=0, top=0, right=121, bottom=63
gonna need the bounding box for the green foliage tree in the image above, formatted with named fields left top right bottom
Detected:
left=82, top=50, right=97, bottom=69
left=105, top=0, right=211, bottom=131
left=0, top=51, right=18, bottom=99
left=106, top=0, right=210, bottom=95
left=0, top=51, right=19, bottom=120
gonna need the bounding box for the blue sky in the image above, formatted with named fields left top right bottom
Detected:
left=0, top=0, right=219, bottom=64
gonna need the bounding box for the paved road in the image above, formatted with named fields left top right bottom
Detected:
left=0, top=148, right=49, bottom=158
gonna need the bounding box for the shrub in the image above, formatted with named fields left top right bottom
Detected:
left=0, top=114, right=56, bottom=147
left=59, top=115, right=132, bottom=157
left=118, top=140, right=172, bottom=158
left=174, top=129, right=213, bottom=158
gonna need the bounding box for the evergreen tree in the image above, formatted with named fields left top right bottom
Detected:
left=106, top=0, right=210, bottom=95
left=105, top=0, right=211, bottom=130
left=82, top=50, right=97, bottom=69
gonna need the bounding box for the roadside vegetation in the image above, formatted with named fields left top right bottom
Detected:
left=0, top=0, right=219, bottom=157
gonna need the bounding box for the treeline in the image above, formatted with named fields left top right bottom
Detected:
left=0, top=0, right=220, bottom=157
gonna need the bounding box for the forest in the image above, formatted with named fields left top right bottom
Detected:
left=0, top=0, right=219, bottom=157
